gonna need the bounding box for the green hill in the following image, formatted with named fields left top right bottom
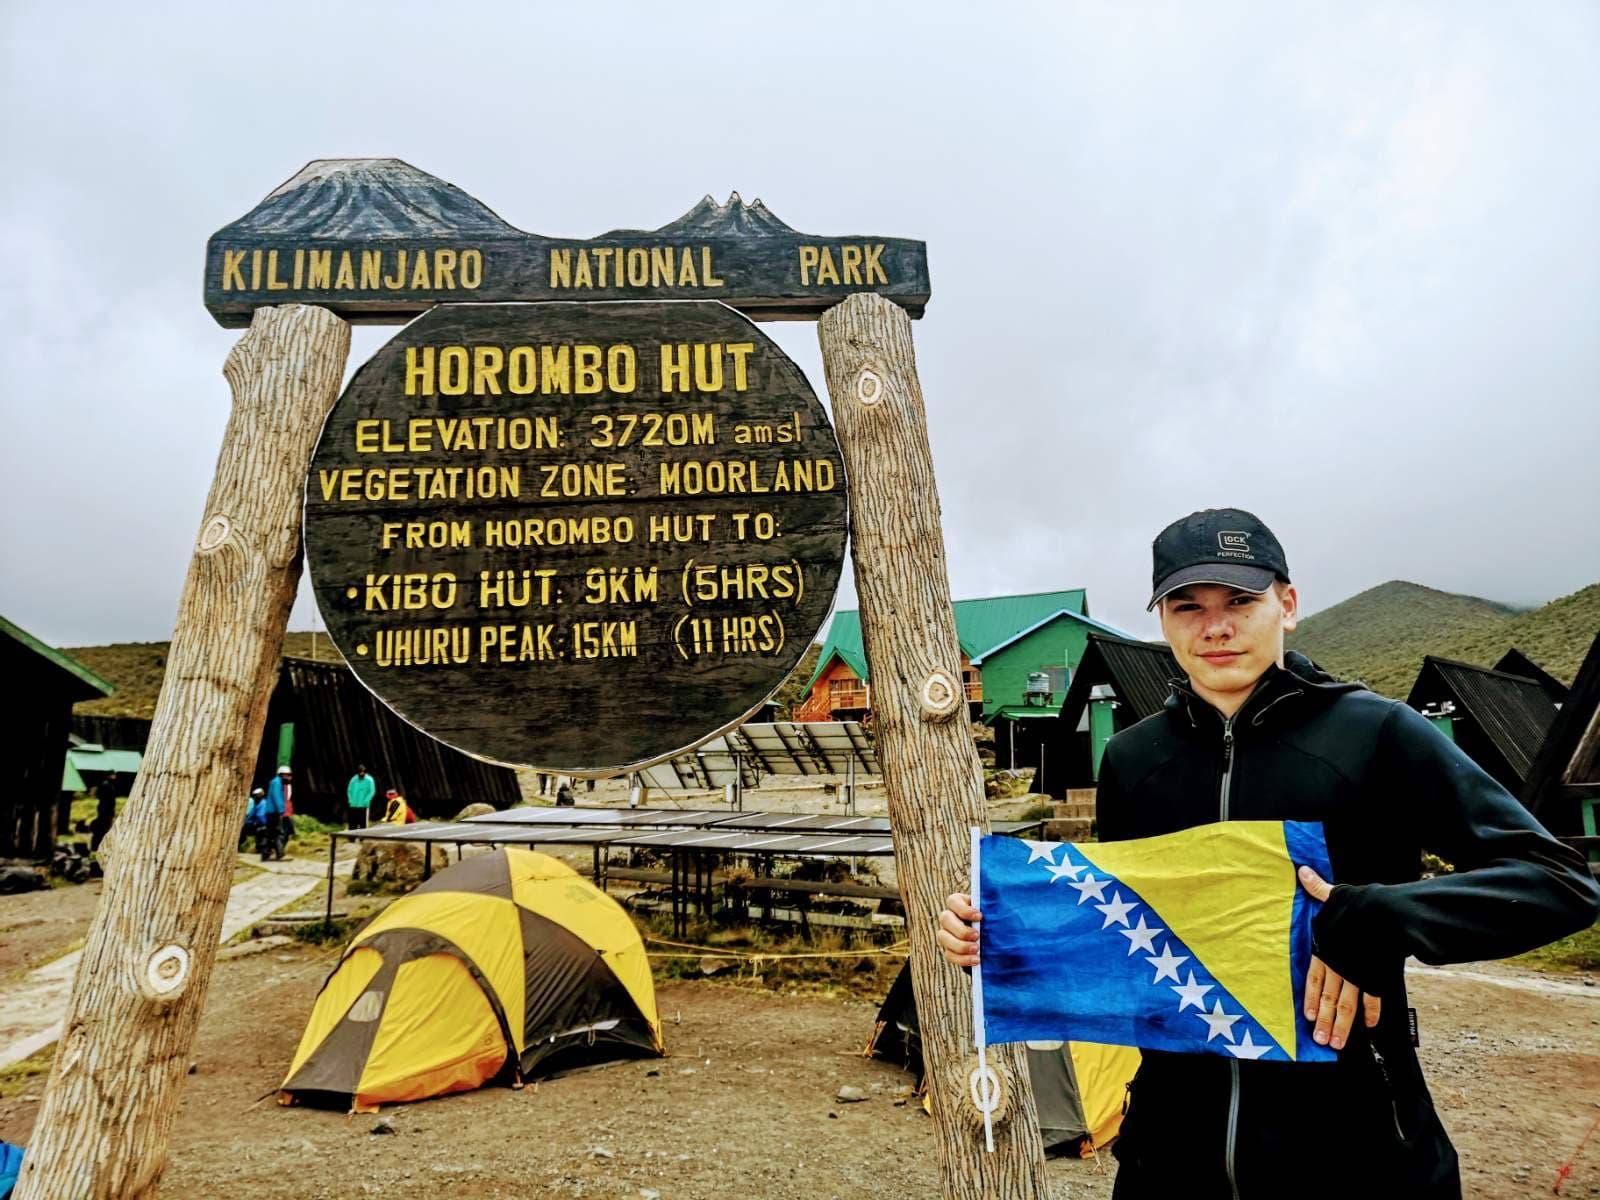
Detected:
left=1291, top=580, right=1599, bottom=698
left=67, top=632, right=345, bottom=719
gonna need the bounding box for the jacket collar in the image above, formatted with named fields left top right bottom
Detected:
left=1163, top=651, right=1362, bottom=733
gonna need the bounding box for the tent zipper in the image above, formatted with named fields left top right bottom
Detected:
left=1220, top=712, right=1242, bottom=1200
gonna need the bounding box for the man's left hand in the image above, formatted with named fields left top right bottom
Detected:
left=1297, top=865, right=1381, bottom=1050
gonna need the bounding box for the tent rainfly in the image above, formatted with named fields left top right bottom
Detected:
left=281, top=849, right=663, bottom=1111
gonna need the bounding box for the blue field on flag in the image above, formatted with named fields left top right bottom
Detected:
left=977, top=821, right=1335, bottom=1063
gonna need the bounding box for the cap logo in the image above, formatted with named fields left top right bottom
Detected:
left=1217, top=531, right=1254, bottom=560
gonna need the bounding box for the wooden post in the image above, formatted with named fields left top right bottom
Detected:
left=818, top=293, right=1048, bottom=1198
left=16, top=304, right=350, bottom=1200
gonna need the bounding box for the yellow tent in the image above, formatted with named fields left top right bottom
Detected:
left=281, top=848, right=663, bottom=1111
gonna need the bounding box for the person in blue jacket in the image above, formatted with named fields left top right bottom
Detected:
left=239, top=788, right=266, bottom=852
left=259, top=766, right=292, bottom=861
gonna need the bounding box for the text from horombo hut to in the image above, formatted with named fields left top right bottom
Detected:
left=317, top=337, right=833, bottom=667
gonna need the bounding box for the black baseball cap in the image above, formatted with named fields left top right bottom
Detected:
left=1147, top=508, right=1290, bottom=610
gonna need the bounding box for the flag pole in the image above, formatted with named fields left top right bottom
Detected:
left=969, top=826, right=996, bottom=1153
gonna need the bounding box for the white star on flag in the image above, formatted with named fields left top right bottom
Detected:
left=1171, top=970, right=1212, bottom=1012
left=1226, top=1030, right=1271, bottom=1061
left=1046, top=857, right=1086, bottom=882
left=1069, top=873, right=1109, bottom=904
left=1119, top=915, right=1164, bottom=956
left=1023, top=840, right=1057, bottom=865
left=1095, top=891, right=1137, bottom=929
left=1146, top=942, right=1189, bottom=983
left=1199, top=1000, right=1240, bottom=1043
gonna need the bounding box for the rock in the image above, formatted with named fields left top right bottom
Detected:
left=677, top=1067, right=697, bottom=1076
left=645, top=1067, right=660, bottom=1077
left=591, top=1146, right=615, bottom=1160
left=698, top=956, right=736, bottom=976
left=893, top=1084, right=916, bottom=1098
left=219, top=935, right=295, bottom=960
left=453, top=802, right=498, bottom=821
left=187, top=1062, right=199, bottom=1075
left=827, top=1111, right=838, bottom=1119
left=370, top=1117, right=397, bottom=1136
left=639, top=1191, right=660, bottom=1200
left=835, top=1085, right=868, bottom=1103
left=354, top=840, right=451, bottom=885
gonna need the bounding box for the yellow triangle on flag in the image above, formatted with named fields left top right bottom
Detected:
left=1075, top=823, right=1300, bottom=1059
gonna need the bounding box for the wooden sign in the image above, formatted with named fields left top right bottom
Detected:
left=303, top=300, right=848, bottom=773
left=205, top=158, right=930, bottom=327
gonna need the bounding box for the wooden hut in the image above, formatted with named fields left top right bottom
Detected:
left=1, top=615, right=114, bottom=859
left=251, top=656, right=520, bottom=822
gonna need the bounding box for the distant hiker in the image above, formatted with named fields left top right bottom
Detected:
left=346, top=763, right=375, bottom=830
left=260, top=765, right=292, bottom=860
left=555, top=778, right=575, bottom=807
left=383, top=788, right=416, bottom=824
left=537, top=772, right=550, bottom=796
left=240, top=788, right=266, bottom=852
left=90, top=774, right=119, bottom=852
left=938, top=507, right=1600, bottom=1199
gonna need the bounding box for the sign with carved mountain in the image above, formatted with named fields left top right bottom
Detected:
left=204, top=159, right=930, bottom=327
left=302, top=300, right=848, bottom=774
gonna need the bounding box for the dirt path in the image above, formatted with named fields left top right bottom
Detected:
left=0, top=860, right=340, bottom=1071
left=1, top=939, right=1594, bottom=1198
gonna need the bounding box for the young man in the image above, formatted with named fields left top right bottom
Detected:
left=938, top=508, right=1598, bottom=1198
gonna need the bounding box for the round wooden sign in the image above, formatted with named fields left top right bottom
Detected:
left=304, top=301, right=848, bottom=773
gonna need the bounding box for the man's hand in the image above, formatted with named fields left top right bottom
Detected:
left=937, top=892, right=981, bottom=968
left=1298, top=865, right=1380, bottom=1049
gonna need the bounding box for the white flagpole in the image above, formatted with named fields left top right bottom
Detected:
left=968, top=825, right=996, bottom=1153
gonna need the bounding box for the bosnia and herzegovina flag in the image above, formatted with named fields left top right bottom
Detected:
left=976, top=822, right=1335, bottom=1064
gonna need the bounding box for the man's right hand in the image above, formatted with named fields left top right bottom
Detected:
left=936, top=892, right=981, bottom=967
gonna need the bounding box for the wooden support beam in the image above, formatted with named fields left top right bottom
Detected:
left=16, top=304, right=351, bottom=1200
left=817, top=293, right=1046, bottom=1197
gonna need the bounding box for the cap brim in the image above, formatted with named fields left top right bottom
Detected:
left=1147, top=563, right=1278, bottom=610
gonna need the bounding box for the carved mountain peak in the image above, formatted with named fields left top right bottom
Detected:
left=611, top=192, right=797, bottom=239
left=224, top=158, right=517, bottom=239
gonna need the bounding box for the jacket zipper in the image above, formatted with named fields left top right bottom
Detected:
left=1368, top=1043, right=1407, bottom=1142
left=1220, top=712, right=1241, bottom=1199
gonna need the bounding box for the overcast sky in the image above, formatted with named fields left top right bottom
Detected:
left=2, top=1, right=1596, bottom=651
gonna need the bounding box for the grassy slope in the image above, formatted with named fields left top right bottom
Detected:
left=66, top=633, right=346, bottom=719
left=1290, top=580, right=1598, bottom=698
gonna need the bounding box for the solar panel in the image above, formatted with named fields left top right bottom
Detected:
left=633, top=720, right=877, bottom=790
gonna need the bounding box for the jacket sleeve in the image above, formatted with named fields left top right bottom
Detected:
left=1092, top=746, right=1133, bottom=844
left=1313, top=701, right=1600, bottom=990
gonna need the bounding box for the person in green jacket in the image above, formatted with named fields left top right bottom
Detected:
left=345, top=764, right=375, bottom=830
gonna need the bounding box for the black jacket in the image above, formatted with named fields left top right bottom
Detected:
left=1098, top=652, right=1599, bottom=1200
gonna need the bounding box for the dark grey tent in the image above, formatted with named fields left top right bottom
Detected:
left=866, top=961, right=1137, bottom=1153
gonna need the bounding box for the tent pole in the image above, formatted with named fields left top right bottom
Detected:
left=422, top=841, right=433, bottom=882
left=324, top=834, right=337, bottom=924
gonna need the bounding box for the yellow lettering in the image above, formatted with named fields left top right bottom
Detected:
left=410, top=252, right=431, bottom=289
left=360, top=250, right=382, bottom=289
left=405, top=347, right=435, bottom=396
left=573, top=251, right=593, bottom=288
left=701, top=246, right=724, bottom=287
left=676, top=249, right=698, bottom=287
left=541, top=345, right=570, bottom=393
left=292, top=248, right=304, bottom=289
left=308, top=250, right=332, bottom=289
left=438, top=346, right=469, bottom=395
left=650, top=246, right=673, bottom=286
left=841, top=244, right=862, bottom=285
left=434, top=248, right=457, bottom=288
left=251, top=249, right=263, bottom=290
left=575, top=345, right=603, bottom=393
left=815, top=247, right=840, bottom=286
left=508, top=346, right=536, bottom=394
left=550, top=248, right=570, bottom=288
left=661, top=344, right=690, bottom=393
left=221, top=250, right=247, bottom=291
left=473, top=346, right=504, bottom=395
left=798, top=246, right=819, bottom=286
left=459, top=249, right=483, bottom=288
left=865, top=243, right=887, bottom=285
left=335, top=251, right=356, bottom=289
left=728, top=343, right=754, bottom=391
left=383, top=250, right=408, bottom=289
